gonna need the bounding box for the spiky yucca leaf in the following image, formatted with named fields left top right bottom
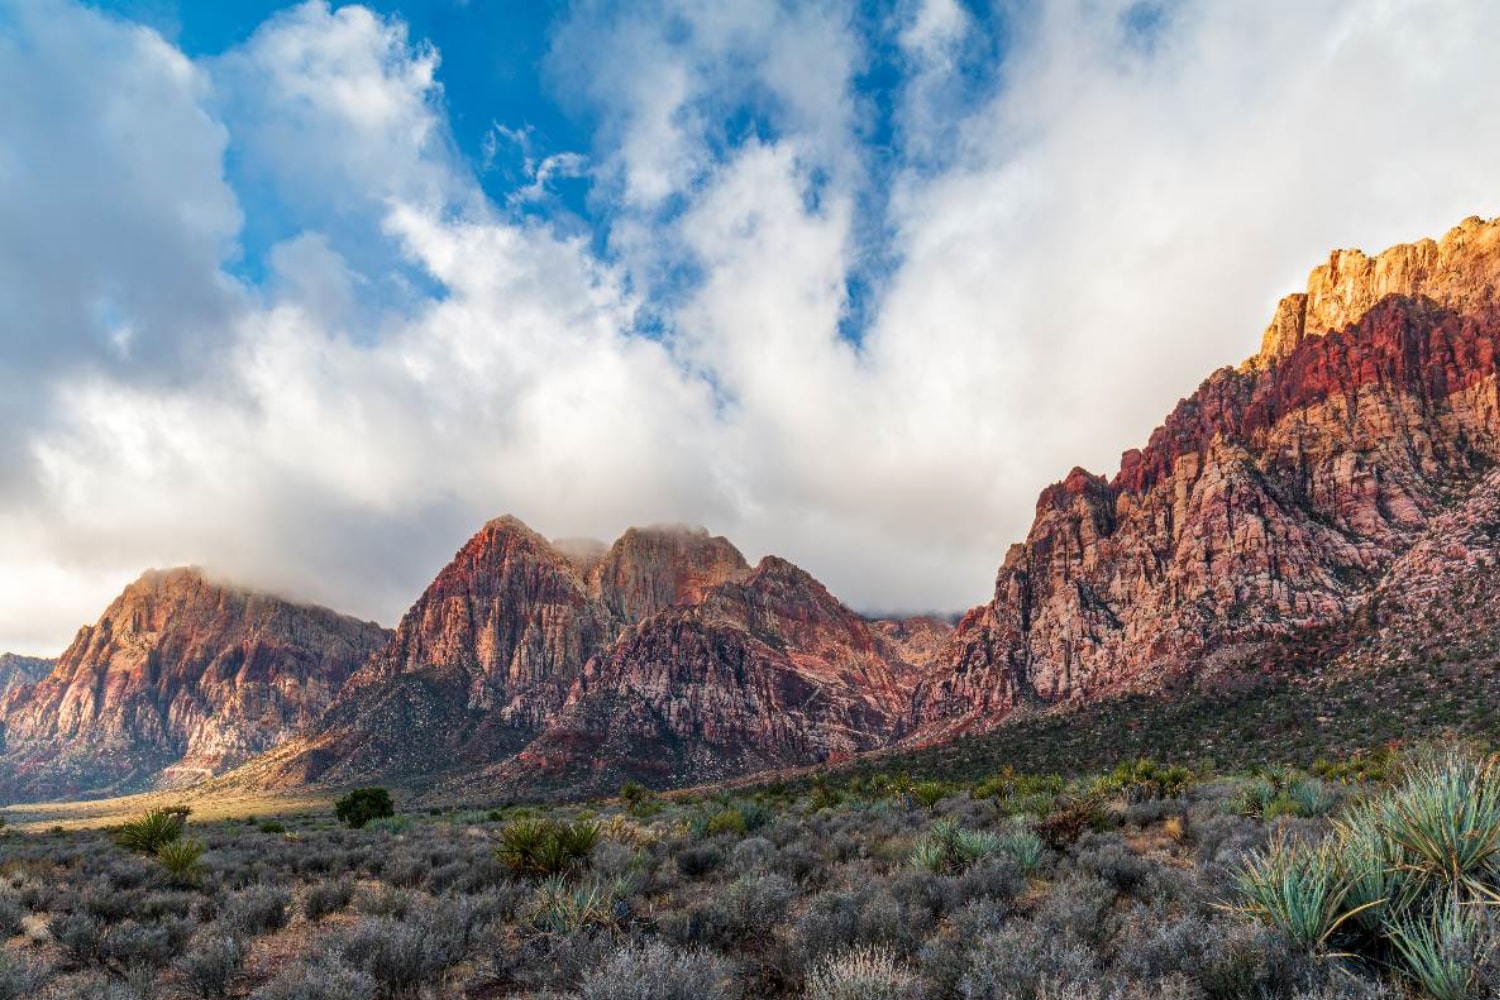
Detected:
left=1382, top=751, right=1500, bottom=896
left=1234, top=835, right=1365, bottom=949
left=114, top=809, right=184, bottom=855
left=1387, top=898, right=1498, bottom=1000
left=156, top=838, right=206, bottom=884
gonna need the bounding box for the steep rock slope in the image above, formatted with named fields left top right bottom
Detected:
left=0, top=569, right=388, bottom=801
left=916, top=216, right=1500, bottom=733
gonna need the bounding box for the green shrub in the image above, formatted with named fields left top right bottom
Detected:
left=704, top=809, right=748, bottom=838
left=909, top=782, right=950, bottom=811
left=334, top=788, right=395, bottom=829
left=114, top=809, right=185, bottom=855
left=258, top=820, right=286, bottom=835
left=527, top=875, right=628, bottom=933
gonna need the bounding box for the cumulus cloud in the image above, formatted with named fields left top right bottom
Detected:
left=4, top=0, right=1500, bottom=654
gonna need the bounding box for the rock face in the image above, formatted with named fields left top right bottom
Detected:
left=0, top=569, right=389, bottom=801
left=265, top=521, right=947, bottom=795
left=0, top=654, right=51, bottom=720
left=915, top=216, right=1500, bottom=733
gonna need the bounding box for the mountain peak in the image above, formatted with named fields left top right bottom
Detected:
left=1252, top=214, right=1500, bottom=366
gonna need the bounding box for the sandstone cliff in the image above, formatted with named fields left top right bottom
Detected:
left=0, top=569, right=389, bottom=801
left=916, top=216, right=1500, bottom=734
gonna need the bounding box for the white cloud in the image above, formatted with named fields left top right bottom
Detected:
left=6, top=0, right=1500, bottom=655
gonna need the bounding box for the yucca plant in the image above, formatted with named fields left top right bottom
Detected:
left=997, top=829, right=1046, bottom=874
left=1334, top=806, right=1407, bottom=933
left=1386, top=898, right=1498, bottom=1000
left=1234, top=834, right=1367, bottom=949
left=496, top=818, right=599, bottom=878
left=1381, top=751, right=1500, bottom=898
left=156, top=838, right=206, bottom=885
left=527, top=875, right=628, bottom=933
left=114, top=809, right=185, bottom=855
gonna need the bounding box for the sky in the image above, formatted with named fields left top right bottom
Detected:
left=3, top=0, right=1500, bottom=655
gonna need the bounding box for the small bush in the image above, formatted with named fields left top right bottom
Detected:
left=176, top=934, right=245, bottom=999
left=258, top=821, right=286, bottom=835
left=249, top=957, right=376, bottom=1000
left=806, top=945, right=920, bottom=1000
left=576, top=940, right=736, bottom=1000
left=334, top=788, right=395, bottom=830
left=225, top=885, right=292, bottom=936
left=305, top=878, right=355, bottom=922
left=0, top=951, right=49, bottom=1000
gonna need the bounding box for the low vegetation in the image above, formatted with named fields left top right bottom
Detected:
left=3, top=746, right=1500, bottom=998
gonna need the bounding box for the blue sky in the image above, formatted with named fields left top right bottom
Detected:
left=3, top=0, right=1500, bottom=653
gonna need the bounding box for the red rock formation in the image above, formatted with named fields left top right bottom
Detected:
left=915, top=216, right=1500, bottom=734
left=0, top=654, right=50, bottom=724
left=259, top=520, right=935, bottom=794
left=0, top=569, right=388, bottom=801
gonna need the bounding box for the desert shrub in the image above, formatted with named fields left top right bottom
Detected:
left=102, top=917, right=193, bottom=969
left=176, top=934, right=245, bottom=999
left=258, top=821, right=286, bottom=835
left=674, top=843, right=724, bottom=879
left=955, top=857, right=1027, bottom=909
left=250, top=956, right=376, bottom=1000
left=806, top=944, right=920, bottom=1000
left=957, top=922, right=1098, bottom=1000
left=365, top=816, right=408, bottom=834
left=334, top=788, right=395, bottom=830
left=1035, top=795, right=1106, bottom=849
left=305, top=878, right=355, bottom=922
left=114, top=810, right=184, bottom=855
left=1073, top=834, right=1148, bottom=894
left=356, top=886, right=413, bottom=919
left=224, top=885, right=291, bottom=936
left=0, top=893, right=24, bottom=938
left=663, top=872, right=796, bottom=949
left=730, top=836, right=776, bottom=874
left=496, top=818, right=601, bottom=878
left=1033, top=877, right=1119, bottom=949
left=49, top=911, right=107, bottom=967
left=0, top=951, right=49, bottom=1000
left=337, top=917, right=448, bottom=997
left=576, top=940, right=736, bottom=1000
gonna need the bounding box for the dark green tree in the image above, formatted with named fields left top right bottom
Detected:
left=334, top=787, right=395, bottom=829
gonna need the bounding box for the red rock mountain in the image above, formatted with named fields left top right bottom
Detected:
left=914, top=216, right=1500, bottom=734
left=0, top=654, right=51, bottom=722
left=251, top=521, right=947, bottom=795
left=0, top=569, right=389, bottom=802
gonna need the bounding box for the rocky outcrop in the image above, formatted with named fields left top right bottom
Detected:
left=0, top=569, right=389, bottom=801
left=916, top=216, right=1500, bottom=734
left=258, top=521, right=938, bottom=795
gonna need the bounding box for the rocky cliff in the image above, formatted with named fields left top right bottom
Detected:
left=0, top=569, right=389, bottom=801
left=915, top=216, right=1500, bottom=733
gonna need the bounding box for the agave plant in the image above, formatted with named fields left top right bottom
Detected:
left=527, top=875, right=628, bottom=933
left=997, top=829, right=1046, bottom=874
left=496, top=818, right=600, bottom=878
